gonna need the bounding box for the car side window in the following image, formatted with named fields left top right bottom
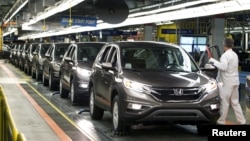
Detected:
left=65, top=46, right=73, bottom=57
left=49, top=47, right=54, bottom=57
left=46, top=47, right=53, bottom=57
left=110, top=49, right=118, bottom=67
left=34, top=46, right=39, bottom=54
left=69, top=47, right=76, bottom=60
left=99, top=46, right=111, bottom=63
left=31, top=44, right=38, bottom=53
left=106, top=47, right=118, bottom=67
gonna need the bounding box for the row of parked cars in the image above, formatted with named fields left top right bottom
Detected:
left=9, top=42, right=106, bottom=103
left=9, top=41, right=220, bottom=134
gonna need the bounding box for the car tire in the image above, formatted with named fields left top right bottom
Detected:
left=42, top=71, right=48, bottom=86
left=89, top=86, right=104, bottom=120
left=70, top=79, right=78, bottom=104
left=27, top=66, right=30, bottom=75
left=49, top=71, right=55, bottom=90
left=24, top=67, right=26, bottom=73
left=20, top=64, right=23, bottom=71
left=32, top=69, right=36, bottom=79
left=112, top=95, right=130, bottom=133
left=35, top=67, right=40, bottom=81
left=59, top=76, right=68, bottom=98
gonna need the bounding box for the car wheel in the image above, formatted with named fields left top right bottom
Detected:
left=35, top=67, right=40, bottom=81
left=20, top=64, right=23, bottom=71
left=27, top=66, right=30, bottom=75
left=89, top=86, right=104, bottom=120
left=42, top=71, right=48, bottom=86
left=32, top=69, right=36, bottom=79
left=20, top=63, right=23, bottom=70
left=70, top=80, right=77, bottom=104
left=112, top=95, right=130, bottom=133
left=59, top=77, right=68, bottom=98
left=24, top=65, right=27, bottom=73
left=49, top=72, right=55, bottom=90
left=24, top=67, right=26, bottom=73
left=18, top=63, right=21, bottom=69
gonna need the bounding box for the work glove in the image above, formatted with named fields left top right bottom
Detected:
left=208, top=58, right=216, bottom=63
left=209, top=57, right=219, bottom=66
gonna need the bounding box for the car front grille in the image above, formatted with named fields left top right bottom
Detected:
left=151, top=87, right=204, bottom=101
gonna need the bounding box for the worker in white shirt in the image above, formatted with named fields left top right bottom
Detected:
left=209, top=37, right=246, bottom=125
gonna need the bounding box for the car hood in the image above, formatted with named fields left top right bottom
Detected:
left=122, top=70, right=211, bottom=88
left=77, top=61, right=93, bottom=70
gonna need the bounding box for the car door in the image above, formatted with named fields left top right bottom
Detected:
left=64, top=45, right=76, bottom=89
left=32, top=45, right=40, bottom=72
left=61, top=45, right=73, bottom=83
left=94, top=45, right=112, bottom=100
left=44, top=45, right=53, bottom=78
left=198, top=45, right=221, bottom=79
left=101, top=46, right=118, bottom=105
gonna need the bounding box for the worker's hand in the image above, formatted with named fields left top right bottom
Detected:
left=208, top=58, right=216, bottom=63
left=208, top=58, right=216, bottom=66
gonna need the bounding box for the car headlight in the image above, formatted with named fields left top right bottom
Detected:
left=77, top=68, right=91, bottom=77
left=201, top=80, right=217, bottom=93
left=123, top=78, right=151, bottom=94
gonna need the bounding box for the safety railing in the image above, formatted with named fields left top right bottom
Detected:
left=0, top=86, right=27, bottom=141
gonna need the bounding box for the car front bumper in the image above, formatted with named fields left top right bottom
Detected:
left=117, top=85, right=220, bottom=125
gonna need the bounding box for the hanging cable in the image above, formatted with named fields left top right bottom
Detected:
left=69, top=2, right=72, bottom=26
left=43, top=18, right=46, bottom=31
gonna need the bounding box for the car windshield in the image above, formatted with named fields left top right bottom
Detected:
left=54, top=45, right=69, bottom=60
left=77, top=46, right=102, bottom=62
left=121, top=46, right=199, bottom=72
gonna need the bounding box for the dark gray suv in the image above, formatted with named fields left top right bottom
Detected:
left=24, top=43, right=38, bottom=75
left=31, top=43, right=50, bottom=80
left=89, top=41, right=220, bottom=134
left=43, top=43, right=70, bottom=90
left=59, top=42, right=106, bottom=104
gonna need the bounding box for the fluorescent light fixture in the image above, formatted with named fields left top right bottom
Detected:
left=129, top=0, right=218, bottom=18
left=23, top=0, right=85, bottom=26
left=3, top=28, right=18, bottom=36
left=156, top=21, right=174, bottom=25
left=4, top=0, right=29, bottom=24
left=19, top=0, right=250, bottom=40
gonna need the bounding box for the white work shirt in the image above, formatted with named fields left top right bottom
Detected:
left=209, top=49, right=239, bottom=85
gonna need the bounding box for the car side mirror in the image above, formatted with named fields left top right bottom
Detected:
left=33, top=51, right=37, bottom=55
left=65, top=57, right=75, bottom=65
left=64, top=56, right=71, bottom=61
left=101, top=62, right=116, bottom=70
left=45, top=54, right=50, bottom=58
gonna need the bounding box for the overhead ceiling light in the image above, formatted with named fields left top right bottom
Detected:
left=4, top=0, right=29, bottom=24
left=128, top=0, right=218, bottom=18
left=23, top=0, right=85, bottom=26
left=156, top=21, right=174, bottom=25
left=3, top=28, right=18, bottom=37
left=19, top=0, right=250, bottom=39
